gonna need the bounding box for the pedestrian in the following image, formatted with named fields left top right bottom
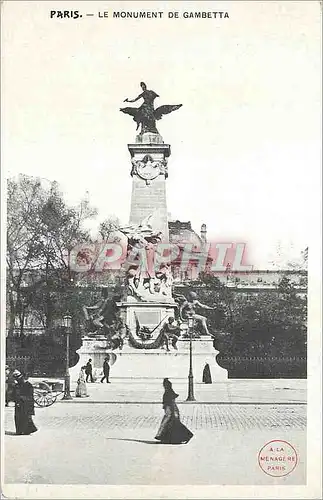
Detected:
left=100, top=356, right=111, bottom=383
left=75, top=366, right=89, bottom=398
left=5, top=366, right=9, bottom=406
left=202, top=362, right=212, bottom=384
left=5, top=366, right=15, bottom=406
left=155, top=378, right=193, bottom=444
left=85, top=358, right=94, bottom=383
left=12, top=371, right=38, bottom=435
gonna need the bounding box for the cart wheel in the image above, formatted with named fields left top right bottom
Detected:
left=34, top=390, right=56, bottom=407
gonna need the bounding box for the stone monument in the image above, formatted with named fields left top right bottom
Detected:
left=117, top=81, right=183, bottom=345
left=70, top=83, right=227, bottom=382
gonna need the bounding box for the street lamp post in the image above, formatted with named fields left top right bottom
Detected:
left=62, top=314, right=73, bottom=400
left=186, top=312, right=196, bottom=402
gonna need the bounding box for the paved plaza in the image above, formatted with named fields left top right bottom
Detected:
left=4, top=379, right=306, bottom=486
left=31, top=377, right=307, bottom=404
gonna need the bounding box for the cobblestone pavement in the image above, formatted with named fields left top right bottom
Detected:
left=4, top=403, right=306, bottom=486
left=5, top=402, right=306, bottom=432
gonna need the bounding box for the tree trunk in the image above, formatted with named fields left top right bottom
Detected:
left=7, top=292, right=16, bottom=337
left=45, top=292, right=54, bottom=332
left=44, top=258, right=54, bottom=333
left=19, top=305, right=26, bottom=339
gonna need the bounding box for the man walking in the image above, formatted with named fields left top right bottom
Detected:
left=101, top=356, right=111, bottom=383
left=85, top=359, right=94, bottom=383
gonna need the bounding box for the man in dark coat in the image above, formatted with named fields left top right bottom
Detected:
left=100, top=356, right=111, bottom=383
left=13, top=371, right=38, bottom=435
left=85, top=358, right=94, bottom=383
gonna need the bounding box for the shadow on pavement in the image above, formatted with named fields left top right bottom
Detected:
left=5, top=431, right=18, bottom=436
left=105, top=437, right=188, bottom=446
left=105, top=437, right=162, bottom=445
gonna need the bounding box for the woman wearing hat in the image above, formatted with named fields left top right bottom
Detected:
left=13, top=371, right=38, bottom=435
left=75, top=366, right=89, bottom=398
left=155, top=378, right=193, bottom=444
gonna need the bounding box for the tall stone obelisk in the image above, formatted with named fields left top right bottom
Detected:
left=128, top=133, right=170, bottom=241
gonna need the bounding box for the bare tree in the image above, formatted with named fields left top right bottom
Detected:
left=7, top=176, right=48, bottom=336
left=6, top=175, right=97, bottom=336
left=99, top=216, right=120, bottom=240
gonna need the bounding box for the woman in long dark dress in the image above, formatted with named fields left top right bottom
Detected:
left=202, top=362, right=212, bottom=384
left=13, top=372, right=38, bottom=435
left=155, top=378, right=193, bottom=444
left=5, top=366, right=15, bottom=406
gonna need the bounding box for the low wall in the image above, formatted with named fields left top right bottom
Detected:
left=217, top=355, right=307, bottom=379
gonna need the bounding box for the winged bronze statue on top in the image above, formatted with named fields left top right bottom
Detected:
left=120, top=82, right=182, bottom=135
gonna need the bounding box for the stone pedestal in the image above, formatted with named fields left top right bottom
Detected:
left=69, top=337, right=113, bottom=382
left=117, top=298, right=177, bottom=335
left=70, top=338, right=228, bottom=382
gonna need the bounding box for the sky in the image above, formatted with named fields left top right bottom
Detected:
left=2, top=1, right=321, bottom=268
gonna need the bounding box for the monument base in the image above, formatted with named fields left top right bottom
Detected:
left=117, top=299, right=176, bottom=336
left=70, top=338, right=228, bottom=382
